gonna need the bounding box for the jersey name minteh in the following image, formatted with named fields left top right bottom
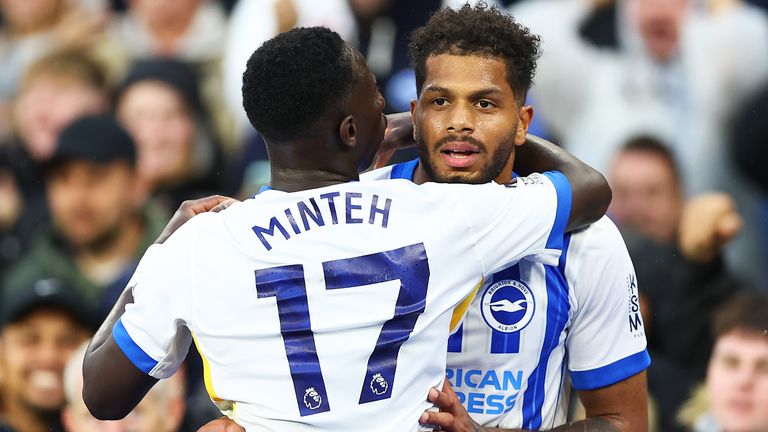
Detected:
left=113, top=174, right=572, bottom=431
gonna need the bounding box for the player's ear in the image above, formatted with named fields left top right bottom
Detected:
left=339, top=115, right=357, bottom=148
left=515, top=105, right=534, bottom=146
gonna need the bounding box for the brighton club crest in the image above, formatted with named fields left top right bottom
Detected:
left=303, top=387, right=322, bottom=410
left=370, top=373, right=389, bottom=395
left=481, top=279, right=535, bottom=333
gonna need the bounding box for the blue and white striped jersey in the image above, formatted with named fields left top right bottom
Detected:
left=361, top=160, right=650, bottom=429
left=112, top=175, right=572, bottom=431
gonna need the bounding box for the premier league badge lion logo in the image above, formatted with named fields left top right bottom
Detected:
left=370, top=373, right=389, bottom=395
left=481, top=279, right=535, bottom=333
left=303, top=387, right=322, bottom=410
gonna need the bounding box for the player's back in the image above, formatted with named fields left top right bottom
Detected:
left=117, top=177, right=571, bottom=431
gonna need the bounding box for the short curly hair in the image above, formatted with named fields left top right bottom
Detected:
left=242, top=27, right=360, bottom=141
left=409, top=3, right=541, bottom=103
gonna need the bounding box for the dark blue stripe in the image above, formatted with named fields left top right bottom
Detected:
left=542, top=171, right=572, bottom=251
left=389, top=159, right=419, bottom=180
left=255, top=265, right=331, bottom=416
left=447, top=324, right=463, bottom=352
left=570, top=349, right=651, bottom=391
left=112, top=319, right=158, bottom=375
left=490, top=265, right=522, bottom=354
left=521, top=236, right=571, bottom=428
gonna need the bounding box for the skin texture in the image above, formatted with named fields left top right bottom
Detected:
left=706, top=331, right=768, bottom=432
left=412, top=54, right=610, bottom=232
left=0, top=308, right=91, bottom=432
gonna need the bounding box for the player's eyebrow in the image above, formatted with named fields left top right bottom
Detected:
left=468, top=87, right=505, bottom=99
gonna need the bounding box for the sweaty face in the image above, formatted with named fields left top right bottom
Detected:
left=0, top=308, right=90, bottom=414
left=706, top=331, right=768, bottom=432
left=46, top=160, right=138, bottom=249
left=14, top=78, right=105, bottom=162
left=117, top=81, right=195, bottom=189
left=609, top=150, right=683, bottom=244
left=413, top=55, right=524, bottom=184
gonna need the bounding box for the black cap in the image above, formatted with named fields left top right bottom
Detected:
left=49, top=114, right=136, bottom=167
left=118, top=59, right=202, bottom=115
left=0, top=278, right=98, bottom=331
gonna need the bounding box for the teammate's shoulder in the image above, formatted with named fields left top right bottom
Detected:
left=568, top=216, right=628, bottom=254
left=360, top=165, right=394, bottom=181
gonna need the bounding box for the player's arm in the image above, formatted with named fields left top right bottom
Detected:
left=421, top=378, right=641, bottom=432
left=83, top=288, right=157, bottom=419
left=513, top=134, right=610, bottom=232
left=85, top=198, right=230, bottom=419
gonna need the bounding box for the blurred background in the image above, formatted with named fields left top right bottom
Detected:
left=0, top=0, right=766, bottom=431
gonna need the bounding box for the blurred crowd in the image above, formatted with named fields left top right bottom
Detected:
left=0, top=0, right=766, bottom=431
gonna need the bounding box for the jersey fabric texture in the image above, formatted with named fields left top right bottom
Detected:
left=361, top=160, right=650, bottom=429
left=113, top=175, right=572, bottom=431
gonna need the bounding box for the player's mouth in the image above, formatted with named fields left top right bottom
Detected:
left=439, top=142, right=481, bottom=168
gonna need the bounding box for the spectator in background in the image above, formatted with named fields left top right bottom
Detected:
left=1, top=115, right=166, bottom=321
left=0, top=0, right=109, bottom=141
left=62, top=342, right=186, bottom=432
left=608, top=136, right=744, bottom=432
left=110, top=0, right=226, bottom=62
left=109, top=0, right=234, bottom=150
left=115, top=59, right=228, bottom=214
left=0, top=278, right=95, bottom=432
left=678, top=292, right=768, bottom=432
left=0, top=149, right=34, bottom=278
left=513, top=0, right=768, bottom=285
left=8, top=50, right=109, bottom=197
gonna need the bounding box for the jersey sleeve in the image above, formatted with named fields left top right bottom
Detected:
left=565, top=218, right=650, bottom=390
left=112, top=218, right=201, bottom=379
left=456, top=171, right=572, bottom=274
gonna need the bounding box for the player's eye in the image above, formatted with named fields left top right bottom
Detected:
left=432, top=98, right=448, bottom=106
left=476, top=100, right=495, bottom=109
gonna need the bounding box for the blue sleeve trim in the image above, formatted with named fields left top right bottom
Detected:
left=112, top=319, right=159, bottom=375
left=389, top=159, right=419, bottom=181
left=541, top=171, right=572, bottom=251
left=570, top=349, right=651, bottom=391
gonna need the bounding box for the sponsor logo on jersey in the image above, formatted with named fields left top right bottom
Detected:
left=626, top=274, right=643, bottom=336
left=446, top=367, right=523, bottom=415
left=370, top=373, right=389, bottom=395
left=481, top=279, right=535, bottom=333
left=303, top=387, right=322, bottom=410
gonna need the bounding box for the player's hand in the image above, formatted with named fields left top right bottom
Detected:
left=196, top=416, right=245, bottom=432
left=155, top=195, right=239, bottom=244
left=372, top=111, right=415, bottom=169
left=678, top=192, right=742, bottom=263
left=419, top=378, right=483, bottom=432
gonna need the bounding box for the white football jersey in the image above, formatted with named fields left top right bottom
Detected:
left=362, top=160, right=650, bottom=429
left=113, top=175, right=572, bottom=431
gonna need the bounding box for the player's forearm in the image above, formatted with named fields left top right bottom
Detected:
left=515, top=134, right=610, bottom=231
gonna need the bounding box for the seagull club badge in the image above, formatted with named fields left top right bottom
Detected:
left=481, top=279, right=535, bottom=333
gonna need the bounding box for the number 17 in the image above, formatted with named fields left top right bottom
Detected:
left=255, top=243, right=430, bottom=416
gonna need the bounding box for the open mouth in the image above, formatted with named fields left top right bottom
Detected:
left=439, top=142, right=481, bottom=168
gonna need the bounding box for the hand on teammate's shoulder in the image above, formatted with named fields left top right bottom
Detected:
left=155, top=195, right=239, bottom=244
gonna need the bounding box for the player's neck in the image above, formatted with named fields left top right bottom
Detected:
left=413, top=163, right=431, bottom=185
left=270, top=166, right=359, bottom=193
